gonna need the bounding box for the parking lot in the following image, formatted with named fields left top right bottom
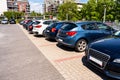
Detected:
left=19, top=24, right=115, bottom=80
left=0, top=24, right=115, bottom=80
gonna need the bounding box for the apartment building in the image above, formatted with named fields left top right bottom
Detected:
left=7, top=0, right=30, bottom=14
left=0, top=0, right=7, bottom=15
left=44, top=0, right=84, bottom=13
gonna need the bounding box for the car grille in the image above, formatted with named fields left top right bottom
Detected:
left=87, top=48, right=110, bottom=69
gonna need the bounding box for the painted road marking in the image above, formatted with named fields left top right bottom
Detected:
left=54, top=54, right=84, bottom=63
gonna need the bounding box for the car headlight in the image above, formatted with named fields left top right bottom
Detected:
left=113, top=59, right=120, bottom=63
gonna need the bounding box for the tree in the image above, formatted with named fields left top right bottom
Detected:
left=57, top=1, right=79, bottom=21
left=114, top=0, right=120, bottom=20
left=81, top=0, right=115, bottom=21
left=30, top=11, right=41, bottom=17
left=4, top=11, right=24, bottom=20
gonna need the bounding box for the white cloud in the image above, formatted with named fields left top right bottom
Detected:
left=29, top=1, right=43, bottom=13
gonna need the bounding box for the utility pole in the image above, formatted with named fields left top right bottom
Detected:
left=103, top=5, right=106, bottom=23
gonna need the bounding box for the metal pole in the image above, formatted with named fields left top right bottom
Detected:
left=66, top=14, right=68, bottom=21
left=103, top=5, right=106, bottom=23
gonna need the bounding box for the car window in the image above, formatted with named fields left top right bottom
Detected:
left=56, top=23, right=63, bottom=29
left=97, top=23, right=110, bottom=30
left=49, top=23, right=57, bottom=28
left=61, top=23, right=77, bottom=30
left=82, top=23, right=97, bottom=30
left=43, top=21, right=52, bottom=25
left=34, top=21, right=40, bottom=25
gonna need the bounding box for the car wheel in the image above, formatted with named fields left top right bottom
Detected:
left=75, top=39, right=87, bottom=52
left=42, top=30, right=45, bottom=37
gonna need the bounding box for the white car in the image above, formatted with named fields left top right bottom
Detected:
left=1, top=19, right=8, bottom=24
left=32, top=20, right=57, bottom=36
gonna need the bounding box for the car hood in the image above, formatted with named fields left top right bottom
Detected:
left=90, top=37, right=120, bottom=57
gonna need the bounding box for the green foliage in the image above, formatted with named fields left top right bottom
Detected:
left=4, top=11, right=24, bottom=20
left=30, top=11, right=41, bottom=17
left=57, top=1, right=80, bottom=21
left=81, top=0, right=119, bottom=21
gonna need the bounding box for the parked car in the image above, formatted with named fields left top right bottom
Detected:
left=56, top=21, right=116, bottom=52
left=45, top=21, right=72, bottom=40
left=1, top=19, right=8, bottom=24
left=85, top=31, right=120, bottom=79
left=9, top=19, right=16, bottom=24
left=32, top=20, right=57, bottom=36
left=23, top=19, right=32, bottom=29
left=27, top=20, right=39, bottom=34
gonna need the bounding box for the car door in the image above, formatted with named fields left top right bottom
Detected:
left=84, top=23, right=104, bottom=42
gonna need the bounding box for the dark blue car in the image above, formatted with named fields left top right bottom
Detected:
left=44, top=21, right=72, bottom=40
left=56, top=21, right=116, bottom=52
left=85, top=31, right=120, bottom=79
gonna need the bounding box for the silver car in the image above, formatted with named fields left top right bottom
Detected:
left=1, top=19, right=8, bottom=24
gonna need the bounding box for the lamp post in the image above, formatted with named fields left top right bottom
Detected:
left=103, top=5, right=106, bottom=23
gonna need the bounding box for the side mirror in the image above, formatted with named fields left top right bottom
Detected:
left=114, top=31, right=120, bottom=37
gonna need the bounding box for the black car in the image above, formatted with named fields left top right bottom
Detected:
left=27, top=21, right=36, bottom=33
left=85, top=31, right=120, bottom=79
left=45, top=21, right=72, bottom=40
left=23, top=19, right=32, bottom=29
left=9, top=19, right=16, bottom=24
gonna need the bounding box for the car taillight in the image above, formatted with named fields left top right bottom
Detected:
left=29, top=26, right=32, bottom=29
left=66, top=31, right=77, bottom=36
left=35, top=25, right=42, bottom=28
left=51, top=28, right=56, bottom=32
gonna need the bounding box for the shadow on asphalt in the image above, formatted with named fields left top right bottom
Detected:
left=56, top=43, right=76, bottom=52
left=82, top=56, right=118, bottom=80
left=34, top=35, right=44, bottom=37
left=45, top=38, right=57, bottom=43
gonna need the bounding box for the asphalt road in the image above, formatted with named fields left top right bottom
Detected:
left=0, top=24, right=64, bottom=80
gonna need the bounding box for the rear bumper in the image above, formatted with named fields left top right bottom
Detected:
left=45, top=32, right=56, bottom=40
left=56, top=36, right=76, bottom=48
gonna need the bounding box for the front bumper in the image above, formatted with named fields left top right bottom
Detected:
left=104, top=62, right=120, bottom=79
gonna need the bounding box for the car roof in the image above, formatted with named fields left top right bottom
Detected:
left=56, top=21, right=75, bottom=24
left=76, top=21, right=103, bottom=25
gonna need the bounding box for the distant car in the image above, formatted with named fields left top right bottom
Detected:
left=85, top=31, right=120, bottom=79
left=32, top=20, right=57, bottom=36
left=45, top=21, right=72, bottom=40
left=23, top=19, right=32, bottom=29
left=1, top=19, right=8, bottom=24
left=27, top=21, right=38, bottom=34
left=56, top=21, right=116, bottom=52
left=19, top=20, right=25, bottom=25
left=9, top=19, right=16, bottom=24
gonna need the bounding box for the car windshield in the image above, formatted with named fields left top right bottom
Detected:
left=34, top=21, right=40, bottom=25
left=3, top=20, right=7, bottom=21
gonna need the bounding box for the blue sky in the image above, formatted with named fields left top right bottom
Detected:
left=28, top=0, right=88, bottom=13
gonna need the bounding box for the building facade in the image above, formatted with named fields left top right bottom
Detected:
left=44, top=0, right=84, bottom=14
left=7, top=0, right=30, bottom=14
left=0, top=0, right=7, bottom=15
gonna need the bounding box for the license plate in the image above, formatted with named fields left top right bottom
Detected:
left=58, top=39, right=63, bottom=42
left=89, top=56, right=103, bottom=66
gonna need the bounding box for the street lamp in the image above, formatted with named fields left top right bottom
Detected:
left=103, top=5, right=106, bottom=23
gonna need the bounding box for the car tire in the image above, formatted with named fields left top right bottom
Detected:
left=75, top=39, right=87, bottom=52
left=42, top=30, right=45, bottom=37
